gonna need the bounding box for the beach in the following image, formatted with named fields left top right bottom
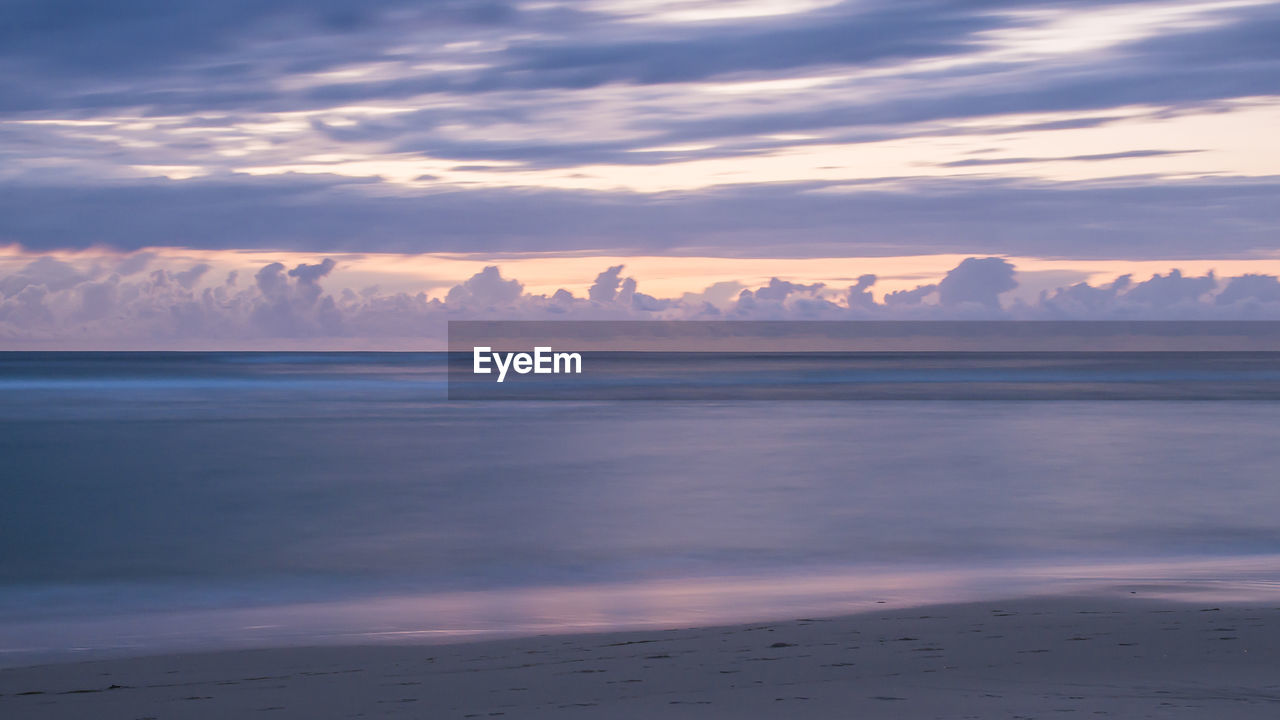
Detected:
left=5, top=354, right=1280, bottom=716
left=4, top=595, right=1279, bottom=719
left=6, top=0, right=1280, bottom=713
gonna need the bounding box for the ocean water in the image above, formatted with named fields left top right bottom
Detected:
left=3, top=351, right=1280, bottom=664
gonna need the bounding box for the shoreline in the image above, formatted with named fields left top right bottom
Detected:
left=4, top=594, right=1280, bottom=718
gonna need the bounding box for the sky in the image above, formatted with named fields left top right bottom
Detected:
left=1, top=0, right=1278, bottom=346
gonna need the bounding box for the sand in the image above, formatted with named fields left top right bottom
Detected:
left=3, top=595, right=1279, bottom=719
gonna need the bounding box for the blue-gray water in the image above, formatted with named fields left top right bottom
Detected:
left=3, top=352, right=1280, bottom=664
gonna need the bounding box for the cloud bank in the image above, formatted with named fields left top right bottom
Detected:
left=5, top=253, right=1280, bottom=348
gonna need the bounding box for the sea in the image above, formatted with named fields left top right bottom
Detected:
left=3, top=350, right=1280, bottom=666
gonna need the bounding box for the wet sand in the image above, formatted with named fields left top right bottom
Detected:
left=4, top=595, right=1279, bottom=719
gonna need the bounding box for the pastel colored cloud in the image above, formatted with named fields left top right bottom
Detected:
left=5, top=250, right=1280, bottom=348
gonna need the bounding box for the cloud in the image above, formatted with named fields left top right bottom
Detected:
left=114, top=251, right=155, bottom=276
left=884, top=283, right=938, bottom=307
left=2, top=175, right=1278, bottom=259
left=1037, top=275, right=1133, bottom=316
left=1216, top=274, right=1280, bottom=306
left=588, top=264, right=627, bottom=302
left=287, top=257, right=337, bottom=303
left=749, top=277, right=825, bottom=302
left=1119, top=268, right=1216, bottom=307
left=0, top=0, right=1276, bottom=285
left=243, top=258, right=343, bottom=335
left=729, top=277, right=840, bottom=319
left=6, top=0, right=1269, bottom=122
left=939, top=150, right=1198, bottom=168
left=0, top=1, right=520, bottom=111
left=495, top=2, right=992, bottom=90
left=0, top=256, right=89, bottom=294
left=445, top=265, right=524, bottom=308
left=1031, top=268, right=1280, bottom=319
left=846, top=274, right=877, bottom=309
left=174, top=263, right=211, bottom=289
left=937, top=257, right=1017, bottom=308
left=5, top=253, right=1280, bottom=346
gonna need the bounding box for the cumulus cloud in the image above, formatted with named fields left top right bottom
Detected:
left=174, top=263, right=211, bottom=290
left=729, top=278, right=842, bottom=319
left=0, top=257, right=87, bottom=295
left=937, top=257, right=1017, bottom=309
left=4, top=254, right=1280, bottom=347
left=1217, top=274, right=1280, bottom=306
left=250, top=259, right=342, bottom=336
left=846, top=274, right=877, bottom=310
left=1037, top=275, right=1133, bottom=316
left=588, top=265, right=627, bottom=303
left=1119, top=268, right=1215, bottom=308
left=445, top=265, right=524, bottom=308
left=884, top=284, right=938, bottom=307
